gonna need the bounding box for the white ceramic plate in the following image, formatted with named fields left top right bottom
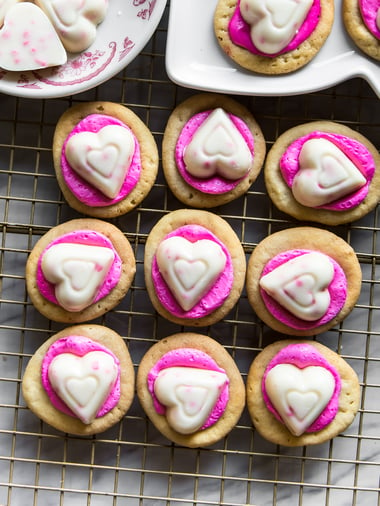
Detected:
left=0, top=0, right=167, bottom=98
left=166, top=0, right=380, bottom=97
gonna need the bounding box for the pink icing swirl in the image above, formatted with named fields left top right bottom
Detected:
left=36, top=230, right=122, bottom=307
left=175, top=110, right=254, bottom=194
left=41, top=335, right=121, bottom=419
left=262, top=343, right=341, bottom=433
left=280, top=131, right=375, bottom=210
left=147, top=348, right=229, bottom=430
left=359, top=0, right=380, bottom=39
left=61, top=114, right=141, bottom=207
left=228, top=0, right=320, bottom=57
left=260, top=249, right=347, bottom=330
left=152, top=224, right=233, bottom=319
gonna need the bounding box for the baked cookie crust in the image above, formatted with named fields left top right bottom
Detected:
left=246, top=227, right=362, bottom=336
left=53, top=101, right=159, bottom=218
left=214, top=0, right=334, bottom=74
left=264, top=121, right=380, bottom=225
left=246, top=339, right=360, bottom=446
left=22, top=324, right=135, bottom=436
left=137, top=333, right=245, bottom=448
left=343, top=0, right=380, bottom=60
left=144, top=209, right=246, bottom=326
left=162, top=93, right=266, bottom=208
left=26, top=218, right=136, bottom=323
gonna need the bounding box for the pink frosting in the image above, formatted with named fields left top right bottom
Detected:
left=262, top=343, right=341, bottom=433
left=260, top=249, right=347, bottom=330
left=175, top=110, right=254, bottom=194
left=147, top=348, right=229, bottom=430
left=280, top=131, right=375, bottom=210
left=41, top=335, right=121, bottom=419
left=359, top=0, right=380, bottom=39
left=61, top=114, right=141, bottom=207
left=152, top=225, right=233, bottom=319
left=36, top=230, right=122, bottom=307
left=228, top=0, right=320, bottom=57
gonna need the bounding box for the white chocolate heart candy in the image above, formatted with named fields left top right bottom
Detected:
left=183, top=108, right=252, bottom=180
left=240, top=0, right=313, bottom=54
left=0, top=3, right=67, bottom=71
left=41, top=242, right=115, bottom=311
left=292, top=138, right=367, bottom=207
left=154, top=366, right=228, bottom=434
left=65, top=125, right=135, bottom=199
left=36, top=0, right=108, bottom=53
left=259, top=252, right=334, bottom=321
left=156, top=236, right=227, bottom=311
left=0, top=0, right=19, bottom=26
left=48, top=351, right=118, bottom=424
left=265, top=363, right=335, bottom=436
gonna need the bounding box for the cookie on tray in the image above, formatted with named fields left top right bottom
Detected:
left=214, top=0, right=334, bottom=74
left=26, top=218, right=136, bottom=323
left=22, top=324, right=135, bottom=435
left=162, top=93, right=266, bottom=208
left=247, top=340, right=360, bottom=446
left=137, top=333, right=245, bottom=448
left=343, top=0, right=380, bottom=60
left=246, top=227, right=362, bottom=336
left=53, top=102, right=159, bottom=218
left=264, top=121, right=380, bottom=225
left=144, top=209, right=246, bottom=326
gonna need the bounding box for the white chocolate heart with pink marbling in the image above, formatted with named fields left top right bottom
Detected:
left=0, top=0, right=19, bottom=26
left=259, top=252, right=334, bottom=321
left=183, top=108, right=252, bottom=180
left=48, top=351, right=118, bottom=424
left=264, top=363, right=335, bottom=436
left=154, top=366, right=228, bottom=434
left=36, top=0, right=108, bottom=52
left=41, top=242, right=115, bottom=311
left=156, top=236, right=227, bottom=311
left=0, top=2, right=66, bottom=71
left=292, top=138, right=366, bottom=207
left=240, top=0, right=313, bottom=54
left=65, top=125, right=135, bottom=199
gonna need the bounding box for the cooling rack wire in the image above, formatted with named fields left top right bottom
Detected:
left=0, top=4, right=379, bottom=506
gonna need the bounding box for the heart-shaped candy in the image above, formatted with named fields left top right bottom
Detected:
left=65, top=125, right=135, bottom=199
left=259, top=252, right=334, bottom=321
left=183, top=108, right=252, bottom=180
left=41, top=242, right=115, bottom=311
left=48, top=351, right=118, bottom=424
left=156, top=236, right=227, bottom=311
left=154, top=366, right=228, bottom=434
left=0, top=2, right=66, bottom=71
left=264, top=363, right=335, bottom=436
left=37, top=0, right=108, bottom=52
left=292, top=138, right=367, bottom=207
left=240, top=0, right=313, bottom=54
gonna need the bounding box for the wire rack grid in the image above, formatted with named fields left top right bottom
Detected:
left=0, top=4, right=379, bottom=506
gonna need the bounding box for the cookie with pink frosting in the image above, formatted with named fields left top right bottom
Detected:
left=53, top=102, right=159, bottom=218
left=246, top=340, right=360, bottom=446
left=162, top=93, right=266, bottom=208
left=26, top=218, right=136, bottom=323
left=22, top=324, right=135, bottom=435
left=137, top=333, right=245, bottom=447
left=264, top=121, right=380, bottom=225
left=343, top=0, right=380, bottom=60
left=214, top=0, right=334, bottom=74
left=144, top=209, right=246, bottom=326
left=246, top=227, right=362, bottom=336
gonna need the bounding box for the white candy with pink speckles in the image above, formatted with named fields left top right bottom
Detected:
left=0, top=0, right=19, bottom=26
left=0, top=2, right=66, bottom=71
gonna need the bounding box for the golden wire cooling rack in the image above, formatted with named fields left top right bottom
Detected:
left=0, top=4, right=379, bottom=505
